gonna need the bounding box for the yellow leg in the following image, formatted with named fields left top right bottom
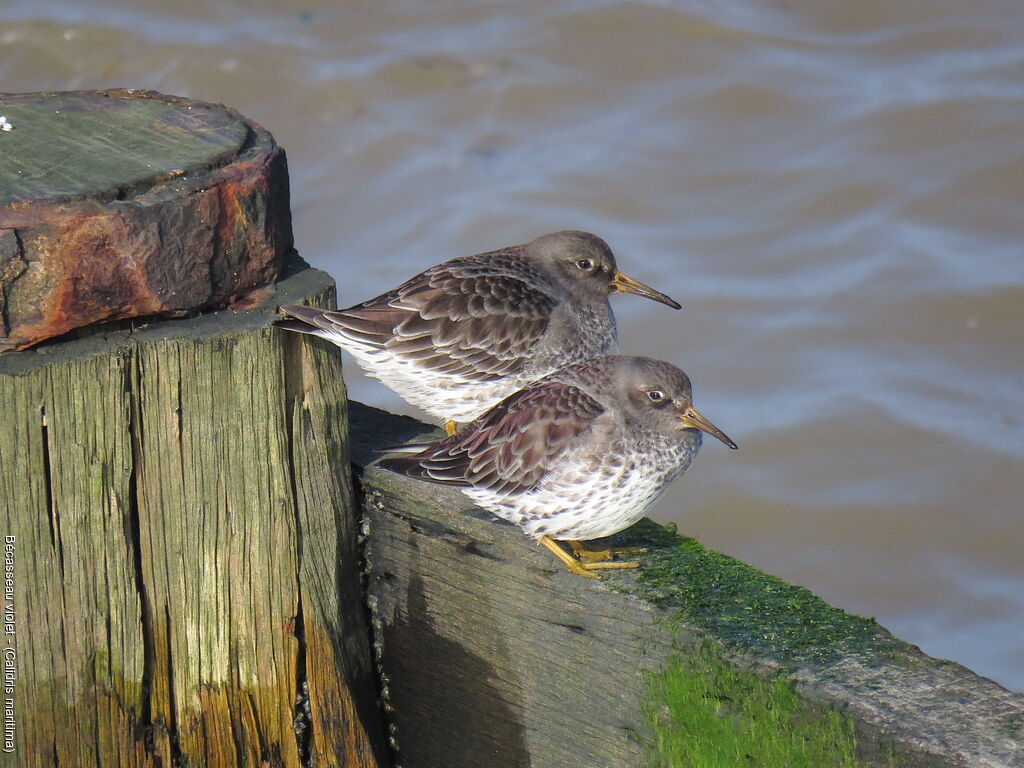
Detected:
left=573, top=560, right=642, bottom=571
left=539, top=536, right=643, bottom=577
left=568, top=540, right=647, bottom=565
left=444, top=420, right=457, bottom=436
left=539, top=536, right=599, bottom=578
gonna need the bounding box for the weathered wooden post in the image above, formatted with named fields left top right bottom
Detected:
left=0, top=90, right=386, bottom=767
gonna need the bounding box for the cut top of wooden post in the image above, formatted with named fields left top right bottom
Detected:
left=0, top=89, right=293, bottom=352
left=1, top=90, right=248, bottom=204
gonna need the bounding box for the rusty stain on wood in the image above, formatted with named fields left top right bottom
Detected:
left=0, top=90, right=293, bottom=353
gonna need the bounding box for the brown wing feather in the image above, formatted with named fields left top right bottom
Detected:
left=378, top=380, right=605, bottom=495
left=281, top=258, right=556, bottom=382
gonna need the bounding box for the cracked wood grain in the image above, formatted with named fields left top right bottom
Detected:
left=0, top=263, right=387, bottom=767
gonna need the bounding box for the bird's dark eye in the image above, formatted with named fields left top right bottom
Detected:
left=647, top=390, right=665, bottom=403
left=575, top=258, right=594, bottom=271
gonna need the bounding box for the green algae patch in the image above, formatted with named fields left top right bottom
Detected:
left=645, top=645, right=861, bottom=768
left=614, top=520, right=888, bottom=666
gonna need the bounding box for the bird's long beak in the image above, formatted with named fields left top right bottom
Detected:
left=610, top=271, right=681, bottom=309
left=679, top=406, right=738, bottom=449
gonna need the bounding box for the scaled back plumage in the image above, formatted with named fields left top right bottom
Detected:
left=276, top=232, right=680, bottom=424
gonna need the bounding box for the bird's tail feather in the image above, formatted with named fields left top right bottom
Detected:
left=274, top=304, right=332, bottom=336
left=377, top=455, right=472, bottom=486
left=376, top=455, right=425, bottom=477
left=276, top=303, right=392, bottom=349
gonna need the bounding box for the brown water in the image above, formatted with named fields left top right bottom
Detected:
left=3, top=0, right=1022, bottom=691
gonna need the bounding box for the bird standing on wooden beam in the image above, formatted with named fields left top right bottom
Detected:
left=378, top=355, right=737, bottom=577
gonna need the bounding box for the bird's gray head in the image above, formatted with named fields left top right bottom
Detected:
left=609, top=356, right=737, bottom=448
left=526, top=231, right=681, bottom=309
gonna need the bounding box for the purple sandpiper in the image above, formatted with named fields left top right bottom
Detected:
left=277, top=232, right=679, bottom=435
left=378, top=355, right=736, bottom=577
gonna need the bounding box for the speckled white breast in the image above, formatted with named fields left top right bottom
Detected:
left=465, top=430, right=703, bottom=541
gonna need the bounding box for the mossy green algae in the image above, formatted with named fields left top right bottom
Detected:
left=614, top=519, right=887, bottom=666
left=601, top=520, right=915, bottom=766
left=645, top=644, right=860, bottom=767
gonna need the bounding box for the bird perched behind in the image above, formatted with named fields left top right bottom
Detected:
left=378, top=355, right=737, bottom=577
left=276, top=231, right=680, bottom=434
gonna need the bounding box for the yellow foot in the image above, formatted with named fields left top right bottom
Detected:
left=568, top=540, right=647, bottom=565
left=539, top=536, right=643, bottom=578
left=444, top=420, right=458, bottom=437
